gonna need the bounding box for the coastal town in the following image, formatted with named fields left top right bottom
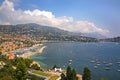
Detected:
left=0, top=0, right=120, bottom=80
left=0, top=34, right=83, bottom=80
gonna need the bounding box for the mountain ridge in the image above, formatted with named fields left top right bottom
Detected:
left=0, top=23, right=119, bottom=42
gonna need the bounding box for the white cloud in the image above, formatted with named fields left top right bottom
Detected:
left=0, top=20, right=10, bottom=25
left=24, top=9, right=54, bottom=18
left=0, top=0, right=109, bottom=36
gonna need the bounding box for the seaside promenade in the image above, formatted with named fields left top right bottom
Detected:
left=20, top=46, right=46, bottom=58
left=3, top=44, right=47, bottom=58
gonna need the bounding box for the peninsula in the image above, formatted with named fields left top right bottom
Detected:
left=20, top=46, right=47, bottom=58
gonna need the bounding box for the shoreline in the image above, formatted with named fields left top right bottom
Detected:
left=20, top=46, right=47, bottom=58
left=3, top=44, right=44, bottom=55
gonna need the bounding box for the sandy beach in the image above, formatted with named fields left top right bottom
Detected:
left=20, top=46, right=47, bottom=58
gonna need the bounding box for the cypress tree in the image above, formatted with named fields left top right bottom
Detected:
left=66, top=66, right=72, bottom=80
left=61, top=66, right=77, bottom=80
left=72, top=69, right=77, bottom=80
left=82, top=67, right=92, bottom=80
left=61, top=73, right=67, bottom=80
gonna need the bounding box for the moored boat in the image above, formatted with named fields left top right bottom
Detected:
left=105, top=67, right=110, bottom=70
left=90, top=60, right=95, bottom=63
left=94, top=66, right=98, bottom=69
left=117, top=69, right=120, bottom=72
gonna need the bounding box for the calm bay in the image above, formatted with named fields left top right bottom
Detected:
left=31, top=42, right=120, bottom=80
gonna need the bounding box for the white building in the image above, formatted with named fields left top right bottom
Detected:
left=54, top=68, right=62, bottom=72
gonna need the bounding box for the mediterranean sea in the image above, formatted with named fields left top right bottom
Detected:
left=31, top=42, right=120, bottom=80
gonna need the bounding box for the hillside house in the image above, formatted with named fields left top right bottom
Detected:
left=6, top=53, right=15, bottom=60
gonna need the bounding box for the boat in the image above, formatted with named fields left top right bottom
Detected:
left=105, top=63, right=113, bottom=67
left=69, top=59, right=72, bottom=62
left=117, top=70, right=120, bottom=72
left=109, top=63, right=113, bottom=65
left=94, top=66, right=98, bottom=69
left=96, top=63, right=101, bottom=66
left=116, top=62, right=120, bottom=64
left=90, top=60, right=95, bottom=63
left=105, top=67, right=110, bottom=70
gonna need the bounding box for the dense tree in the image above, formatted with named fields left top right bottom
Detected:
left=82, top=67, right=92, bottom=80
left=66, top=66, right=72, bottom=80
left=23, top=58, right=33, bottom=67
left=0, top=54, right=9, bottom=63
left=15, top=61, right=28, bottom=80
left=11, top=57, right=33, bottom=67
left=72, top=69, right=77, bottom=80
left=0, top=54, right=36, bottom=80
left=0, top=64, right=16, bottom=80
left=10, top=57, right=23, bottom=66
left=61, top=73, right=67, bottom=80
left=0, top=75, right=14, bottom=80
left=61, top=66, right=77, bottom=80
left=31, top=64, right=40, bottom=70
left=1, top=64, right=15, bottom=75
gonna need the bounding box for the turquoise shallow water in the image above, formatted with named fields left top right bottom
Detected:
left=31, top=42, right=120, bottom=80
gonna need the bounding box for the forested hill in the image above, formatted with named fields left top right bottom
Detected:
left=0, top=23, right=98, bottom=42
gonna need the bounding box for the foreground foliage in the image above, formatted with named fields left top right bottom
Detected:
left=0, top=53, right=39, bottom=80
left=61, top=66, right=78, bottom=80
left=82, top=67, right=92, bottom=80
left=15, top=61, right=28, bottom=80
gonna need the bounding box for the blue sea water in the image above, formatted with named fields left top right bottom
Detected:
left=31, top=42, right=120, bottom=80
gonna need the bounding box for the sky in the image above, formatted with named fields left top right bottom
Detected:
left=0, top=0, right=120, bottom=37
